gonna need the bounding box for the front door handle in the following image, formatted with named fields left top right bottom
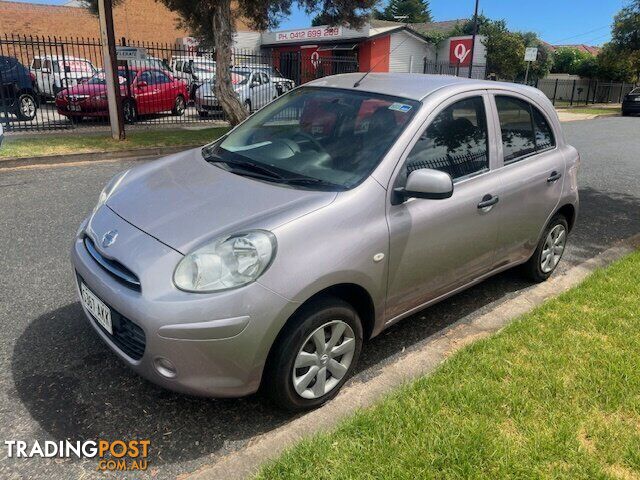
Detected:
left=547, top=171, right=562, bottom=183
left=477, top=194, right=499, bottom=209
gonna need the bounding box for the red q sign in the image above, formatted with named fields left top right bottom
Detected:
left=449, top=38, right=473, bottom=66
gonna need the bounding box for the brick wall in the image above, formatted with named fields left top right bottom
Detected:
left=0, top=0, right=252, bottom=44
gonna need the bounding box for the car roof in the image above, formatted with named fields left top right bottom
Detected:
left=305, top=73, right=540, bottom=101
left=33, top=55, right=90, bottom=61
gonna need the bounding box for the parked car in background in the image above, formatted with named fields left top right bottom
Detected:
left=195, top=69, right=277, bottom=116
left=622, top=87, right=640, bottom=116
left=72, top=74, right=579, bottom=411
left=170, top=56, right=216, bottom=100
left=0, top=121, right=4, bottom=147
left=30, top=55, right=96, bottom=99
left=236, top=64, right=295, bottom=94
left=0, top=56, right=39, bottom=121
left=55, top=67, right=189, bottom=123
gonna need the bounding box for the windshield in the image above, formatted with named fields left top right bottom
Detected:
left=193, top=63, right=215, bottom=74
left=631, top=88, right=640, bottom=95
left=87, top=70, right=135, bottom=85
left=205, top=87, right=420, bottom=190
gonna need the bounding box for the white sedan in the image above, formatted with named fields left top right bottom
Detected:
left=195, top=69, right=278, bottom=116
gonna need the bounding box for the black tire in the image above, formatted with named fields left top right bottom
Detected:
left=264, top=296, right=363, bottom=411
left=122, top=99, right=137, bottom=124
left=622, top=110, right=631, bottom=117
left=15, top=93, right=37, bottom=121
left=198, top=110, right=209, bottom=118
left=172, top=95, right=186, bottom=116
left=522, top=214, right=569, bottom=283
left=244, top=99, right=252, bottom=114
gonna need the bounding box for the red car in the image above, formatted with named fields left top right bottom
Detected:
left=55, top=67, right=189, bottom=123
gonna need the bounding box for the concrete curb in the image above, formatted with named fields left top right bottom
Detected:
left=182, top=233, right=640, bottom=480
left=0, top=144, right=200, bottom=169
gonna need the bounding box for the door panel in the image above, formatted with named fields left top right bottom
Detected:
left=386, top=93, right=502, bottom=321
left=489, top=93, right=565, bottom=266
left=386, top=174, right=503, bottom=319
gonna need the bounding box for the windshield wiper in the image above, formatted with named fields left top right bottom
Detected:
left=278, top=177, right=345, bottom=190
left=206, top=156, right=285, bottom=180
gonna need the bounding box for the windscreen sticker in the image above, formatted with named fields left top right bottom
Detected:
left=388, top=102, right=412, bottom=113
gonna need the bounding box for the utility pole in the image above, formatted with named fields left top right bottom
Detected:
left=97, top=0, right=125, bottom=140
left=468, top=0, right=479, bottom=78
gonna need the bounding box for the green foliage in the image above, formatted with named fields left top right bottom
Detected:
left=551, top=47, right=593, bottom=74
left=375, top=0, right=432, bottom=23
left=608, top=0, right=640, bottom=81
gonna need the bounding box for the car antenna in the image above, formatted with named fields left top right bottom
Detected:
left=353, top=15, right=413, bottom=88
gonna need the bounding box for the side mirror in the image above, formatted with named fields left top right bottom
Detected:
left=394, top=169, right=453, bottom=202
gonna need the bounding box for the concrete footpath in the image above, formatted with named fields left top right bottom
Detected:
left=184, top=234, right=640, bottom=480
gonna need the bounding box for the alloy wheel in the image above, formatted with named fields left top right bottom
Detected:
left=20, top=96, right=36, bottom=119
left=176, top=96, right=185, bottom=114
left=292, top=320, right=356, bottom=399
left=541, top=224, right=566, bottom=273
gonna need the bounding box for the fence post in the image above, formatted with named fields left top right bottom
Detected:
left=569, top=79, right=577, bottom=107
left=592, top=80, right=598, bottom=104
left=618, top=83, right=625, bottom=103
left=552, top=79, right=559, bottom=106
left=585, top=79, right=592, bottom=106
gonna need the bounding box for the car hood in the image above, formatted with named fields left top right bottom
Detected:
left=105, top=148, right=337, bottom=254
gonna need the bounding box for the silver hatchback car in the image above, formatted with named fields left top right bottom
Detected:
left=71, top=74, right=579, bottom=411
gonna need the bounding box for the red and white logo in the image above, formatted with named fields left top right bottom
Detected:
left=449, top=38, right=473, bottom=66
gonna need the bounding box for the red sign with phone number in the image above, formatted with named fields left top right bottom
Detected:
left=276, top=27, right=342, bottom=42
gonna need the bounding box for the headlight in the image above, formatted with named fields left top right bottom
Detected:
left=95, top=93, right=108, bottom=101
left=92, top=170, right=128, bottom=216
left=174, top=230, right=276, bottom=292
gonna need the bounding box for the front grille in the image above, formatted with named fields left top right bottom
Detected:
left=78, top=275, right=146, bottom=360
left=84, top=236, right=141, bottom=291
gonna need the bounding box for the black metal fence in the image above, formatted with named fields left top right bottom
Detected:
left=423, top=61, right=487, bottom=80
left=0, top=34, right=360, bottom=133
left=531, top=78, right=635, bottom=107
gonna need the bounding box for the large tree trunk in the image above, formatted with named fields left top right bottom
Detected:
left=212, top=0, right=248, bottom=126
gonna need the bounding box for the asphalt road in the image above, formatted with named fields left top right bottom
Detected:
left=1, top=117, right=639, bottom=479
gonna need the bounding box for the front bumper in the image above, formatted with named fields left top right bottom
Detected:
left=71, top=206, right=298, bottom=397
left=622, top=100, right=640, bottom=113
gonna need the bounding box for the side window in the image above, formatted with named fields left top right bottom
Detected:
left=32, top=59, right=42, bottom=70
left=138, top=70, right=154, bottom=84
left=532, top=107, right=555, bottom=151
left=495, top=96, right=536, bottom=162
left=405, top=96, right=489, bottom=181
left=260, top=72, right=269, bottom=84
left=175, top=61, right=183, bottom=72
left=153, top=70, right=171, bottom=84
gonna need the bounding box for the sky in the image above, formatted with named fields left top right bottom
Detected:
left=5, top=0, right=627, bottom=46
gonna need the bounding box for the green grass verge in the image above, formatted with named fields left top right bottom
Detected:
left=257, top=251, right=640, bottom=480
left=0, top=127, right=230, bottom=159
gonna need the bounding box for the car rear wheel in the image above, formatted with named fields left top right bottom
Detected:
left=244, top=99, right=252, bottom=114
left=123, top=99, right=137, bottom=124
left=16, top=94, right=37, bottom=121
left=265, top=296, right=363, bottom=411
left=172, top=95, right=186, bottom=116
left=522, top=214, right=569, bottom=282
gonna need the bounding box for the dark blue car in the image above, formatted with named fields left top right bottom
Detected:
left=0, top=56, right=39, bottom=121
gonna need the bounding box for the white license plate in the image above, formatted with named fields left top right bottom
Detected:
left=69, top=104, right=81, bottom=111
left=80, top=282, right=113, bottom=335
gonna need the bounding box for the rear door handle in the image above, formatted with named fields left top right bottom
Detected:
left=477, top=194, right=499, bottom=209
left=547, top=171, right=562, bottom=182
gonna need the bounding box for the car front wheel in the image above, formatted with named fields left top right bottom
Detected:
left=16, top=94, right=37, bottom=121
left=265, top=297, right=363, bottom=411
left=123, top=99, right=137, bottom=124
left=522, top=214, right=569, bottom=282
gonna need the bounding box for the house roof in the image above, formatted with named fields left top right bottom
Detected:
left=369, top=18, right=467, bottom=37
left=547, top=44, right=602, bottom=55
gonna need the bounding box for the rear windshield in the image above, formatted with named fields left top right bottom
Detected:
left=205, top=87, right=420, bottom=190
